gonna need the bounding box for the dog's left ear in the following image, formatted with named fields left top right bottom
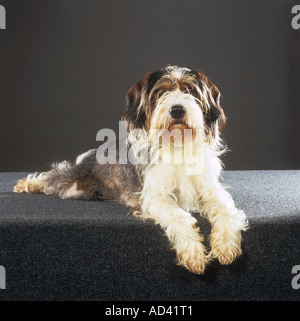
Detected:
left=194, top=71, right=227, bottom=132
left=122, top=72, right=151, bottom=131
left=206, top=84, right=227, bottom=132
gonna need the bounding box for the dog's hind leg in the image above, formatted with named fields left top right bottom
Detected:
left=14, top=172, right=49, bottom=194
left=14, top=161, right=95, bottom=199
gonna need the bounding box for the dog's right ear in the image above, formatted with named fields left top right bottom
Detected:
left=122, top=72, right=152, bottom=131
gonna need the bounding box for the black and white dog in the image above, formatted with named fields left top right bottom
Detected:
left=14, top=66, right=248, bottom=274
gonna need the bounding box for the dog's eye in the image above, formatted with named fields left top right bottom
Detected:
left=157, top=89, right=167, bottom=98
left=183, top=85, right=194, bottom=94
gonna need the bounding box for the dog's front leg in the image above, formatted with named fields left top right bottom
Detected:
left=199, top=181, right=248, bottom=265
left=139, top=194, right=208, bottom=274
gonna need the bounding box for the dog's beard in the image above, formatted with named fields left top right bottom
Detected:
left=147, top=90, right=206, bottom=169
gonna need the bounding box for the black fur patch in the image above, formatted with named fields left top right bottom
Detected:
left=146, top=69, right=165, bottom=95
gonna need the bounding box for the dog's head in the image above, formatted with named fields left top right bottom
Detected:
left=122, top=66, right=226, bottom=144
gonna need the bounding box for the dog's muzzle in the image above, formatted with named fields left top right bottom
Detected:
left=170, top=105, right=186, bottom=119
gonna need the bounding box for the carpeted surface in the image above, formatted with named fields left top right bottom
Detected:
left=0, top=171, right=299, bottom=301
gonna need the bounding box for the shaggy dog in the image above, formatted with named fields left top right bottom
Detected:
left=14, top=66, right=248, bottom=274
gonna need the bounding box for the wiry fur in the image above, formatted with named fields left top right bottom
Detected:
left=14, top=66, right=248, bottom=274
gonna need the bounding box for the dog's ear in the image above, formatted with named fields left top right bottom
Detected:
left=194, top=71, right=227, bottom=132
left=206, top=84, right=227, bottom=132
left=122, top=72, right=151, bottom=130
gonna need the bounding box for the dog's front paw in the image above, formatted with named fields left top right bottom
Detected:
left=176, top=240, right=208, bottom=274
left=209, top=232, right=242, bottom=265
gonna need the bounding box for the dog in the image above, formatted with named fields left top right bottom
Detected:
left=14, top=66, right=248, bottom=274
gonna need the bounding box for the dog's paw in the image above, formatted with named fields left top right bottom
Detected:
left=13, top=178, right=28, bottom=193
left=209, top=236, right=242, bottom=265
left=13, top=174, right=44, bottom=194
left=176, top=240, right=208, bottom=274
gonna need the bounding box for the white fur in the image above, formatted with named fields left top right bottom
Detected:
left=14, top=66, right=248, bottom=275
left=63, top=182, right=83, bottom=199
left=76, top=149, right=96, bottom=165
left=133, top=83, right=248, bottom=274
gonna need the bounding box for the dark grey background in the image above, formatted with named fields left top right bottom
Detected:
left=0, top=0, right=299, bottom=171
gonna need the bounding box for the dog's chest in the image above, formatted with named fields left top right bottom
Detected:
left=175, top=173, right=200, bottom=212
left=142, top=163, right=200, bottom=212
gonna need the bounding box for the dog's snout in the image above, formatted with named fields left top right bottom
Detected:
left=170, top=105, right=186, bottom=119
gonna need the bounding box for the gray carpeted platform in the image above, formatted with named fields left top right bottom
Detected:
left=0, top=171, right=299, bottom=301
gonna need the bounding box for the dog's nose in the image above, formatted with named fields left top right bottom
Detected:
left=170, top=105, right=186, bottom=119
